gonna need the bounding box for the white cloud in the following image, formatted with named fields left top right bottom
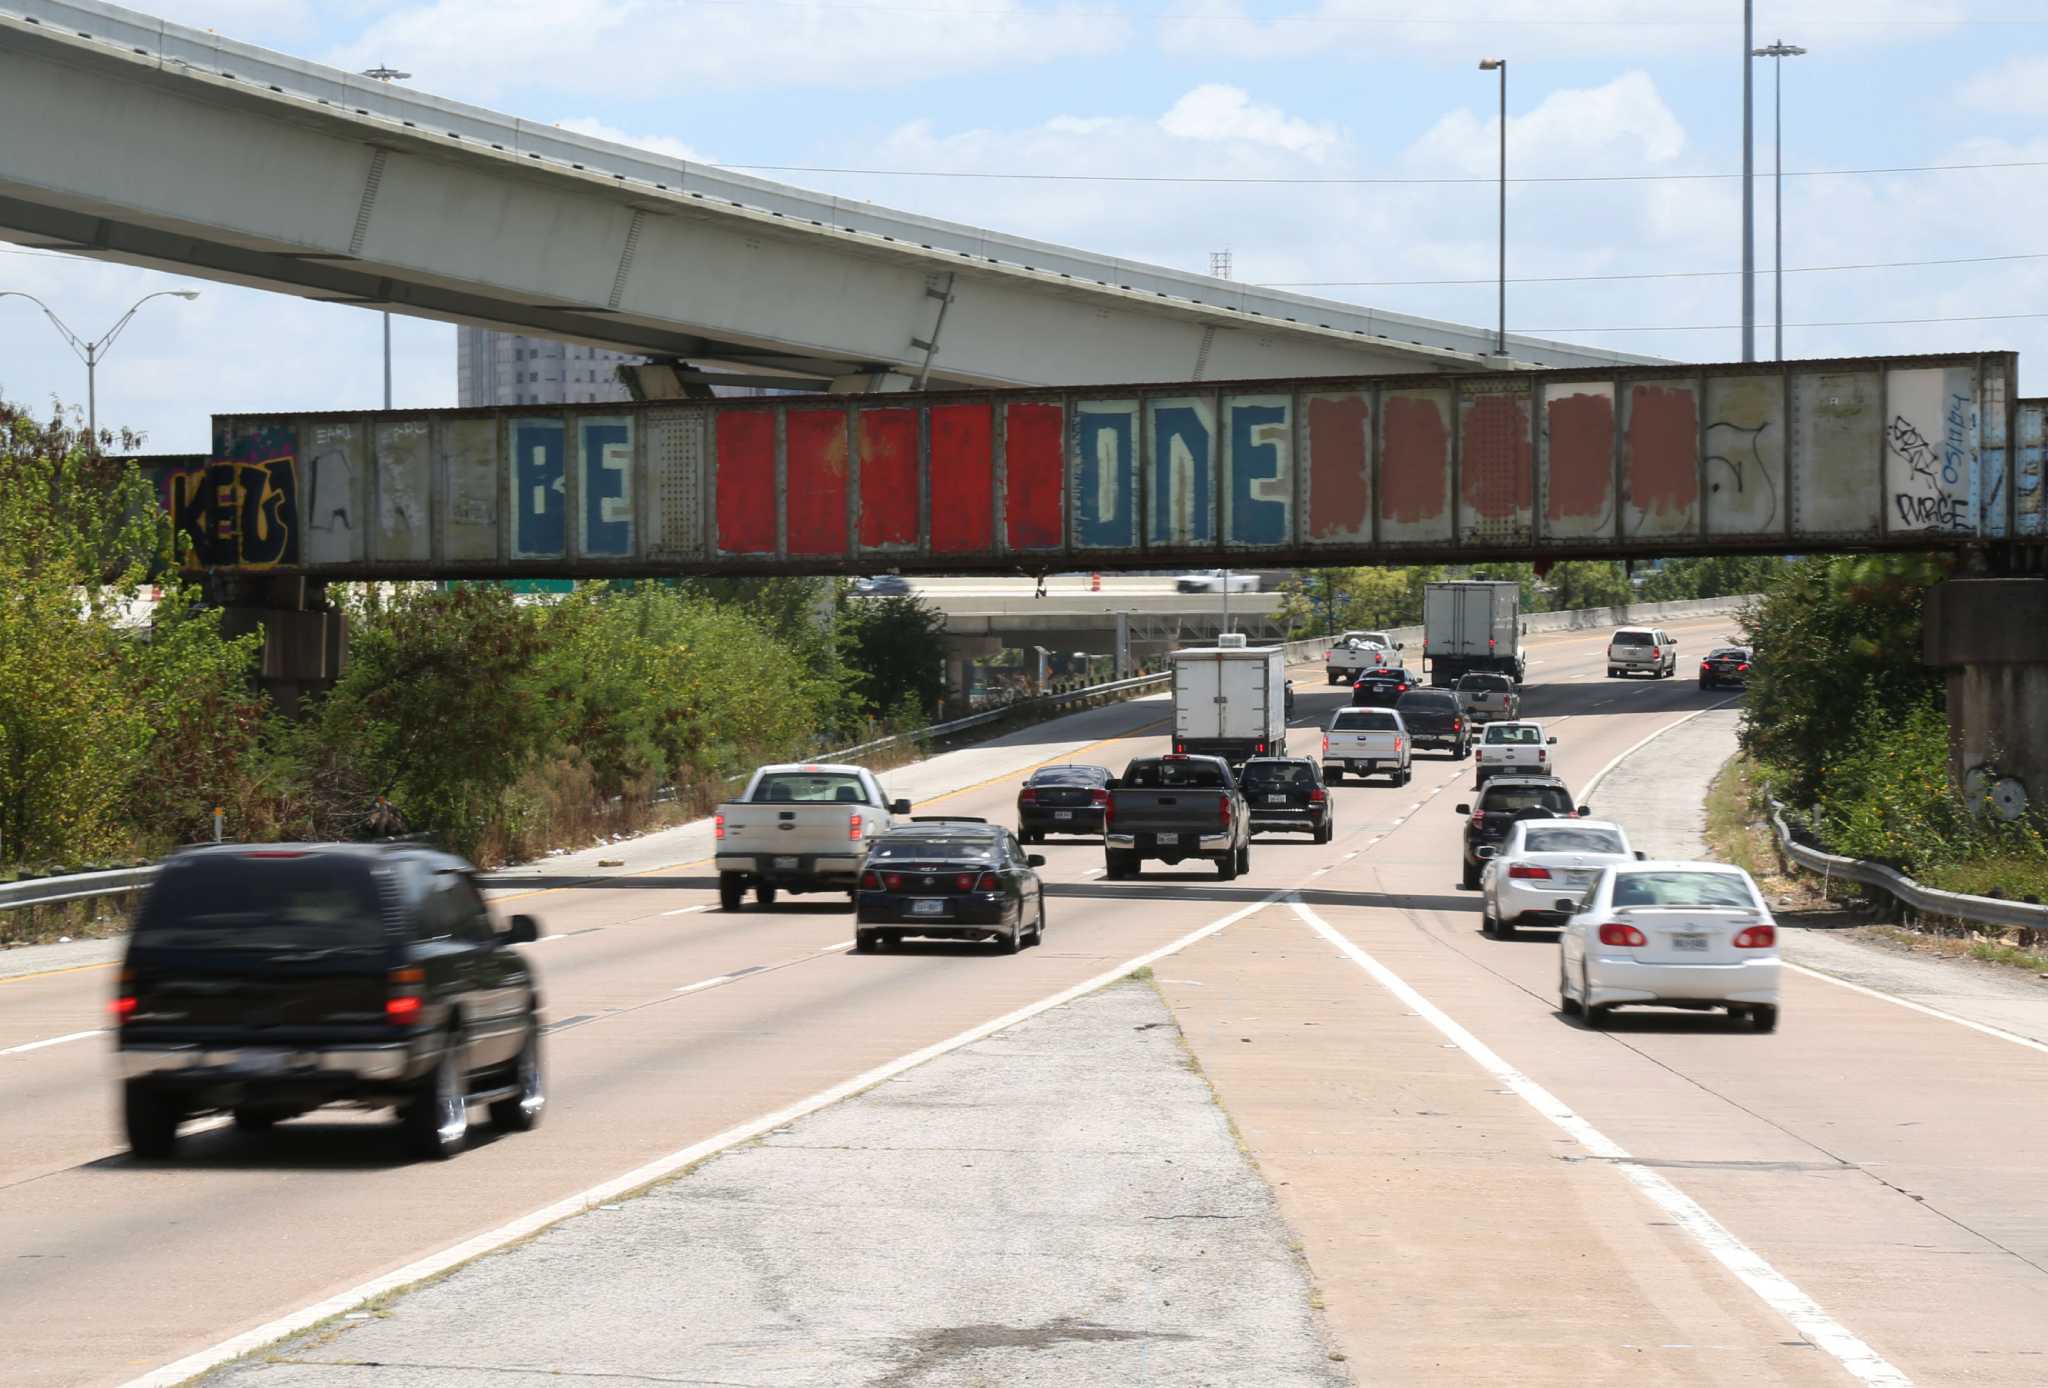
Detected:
left=553, top=118, right=714, bottom=166
left=1159, top=85, right=1340, bottom=162
left=323, top=0, right=1130, bottom=97
left=1958, top=54, right=2048, bottom=116
left=1406, top=71, right=1684, bottom=179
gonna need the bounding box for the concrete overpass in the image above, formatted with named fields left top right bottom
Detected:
left=0, top=0, right=1664, bottom=392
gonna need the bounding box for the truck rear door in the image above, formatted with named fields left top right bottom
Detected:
left=1175, top=656, right=1223, bottom=742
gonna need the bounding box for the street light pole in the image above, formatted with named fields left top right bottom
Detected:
left=362, top=64, right=411, bottom=409
left=1753, top=41, right=1807, bottom=361
left=0, top=289, right=200, bottom=447
left=1741, top=0, right=1756, bottom=362
left=1478, top=58, right=1508, bottom=355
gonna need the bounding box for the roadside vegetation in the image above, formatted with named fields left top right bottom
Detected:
left=0, top=401, right=951, bottom=899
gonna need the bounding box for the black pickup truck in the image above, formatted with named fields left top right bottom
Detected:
left=1104, top=754, right=1251, bottom=881
left=1393, top=688, right=1471, bottom=758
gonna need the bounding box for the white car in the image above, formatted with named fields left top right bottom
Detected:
left=1557, top=862, right=1782, bottom=1031
left=1474, top=720, right=1556, bottom=785
left=1176, top=569, right=1260, bottom=594
left=1477, top=819, right=1640, bottom=938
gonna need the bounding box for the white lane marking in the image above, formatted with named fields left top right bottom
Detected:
left=661, top=905, right=713, bottom=917
left=1781, top=962, right=2048, bottom=1056
left=1578, top=696, right=1740, bottom=804
left=817, top=940, right=854, bottom=953
left=116, top=889, right=1292, bottom=1388
left=673, top=975, right=735, bottom=995
left=1084, top=867, right=1107, bottom=879
left=1291, top=899, right=1913, bottom=1388
left=0, top=1028, right=103, bottom=1057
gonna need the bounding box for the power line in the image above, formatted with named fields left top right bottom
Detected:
left=1260, top=251, right=2048, bottom=289
left=661, top=0, right=2048, bottom=24
left=1523, top=311, right=2048, bottom=334
left=714, top=157, right=2048, bottom=186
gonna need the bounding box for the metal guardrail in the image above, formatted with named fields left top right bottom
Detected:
left=1765, top=798, right=2048, bottom=930
left=0, top=866, right=156, bottom=914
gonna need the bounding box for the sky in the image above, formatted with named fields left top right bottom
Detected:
left=3, top=0, right=2046, bottom=451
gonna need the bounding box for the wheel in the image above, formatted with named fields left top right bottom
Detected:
left=1461, top=860, right=1480, bottom=890
left=1031, top=898, right=1047, bottom=945
left=124, top=1083, right=180, bottom=1160
left=1559, top=962, right=1581, bottom=1015
left=1216, top=851, right=1238, bottom=882
left=1315, top=818, right=1332, bottom=845
left=1326, top=766, right=1342, bottom=784
left=1495, top=914, right=1517, bottom=941
left=856, top=930, right=879, bottom=953
left=1400, top=765, right=1413, bottom=786
left=999, top=919, right=1023, bottom=954
left=756, top=884, right=777, bottom=907
left=233, top=1107, right=280, bottom=1133
left=401, top=1033, right=470, bottom=1161
left=1474, top=769, right=1490, bottom=787
left=1238, top=844, right=1251, bottom=873
left=1580, top=967, right=1608, bottom=1029
left=489, top=1019, right=546, bottom=1133
left=1747, top=1004, right=1779, bottom=1033
left=1699, top=679, right=1712, bottom=690
left=1607, top=666, right=1620, bottom=678
left=718, top=873, right=744, bottom=912
left=1480, top=908, right=1498, bottom=938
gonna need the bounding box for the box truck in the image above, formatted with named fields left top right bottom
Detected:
left=1422, top=580, right=1526, bottom=686
left=1170, top=634, right=1287, bottom=766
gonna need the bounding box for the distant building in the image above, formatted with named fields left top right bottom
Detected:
left=456, top=328, right=644, bottom=407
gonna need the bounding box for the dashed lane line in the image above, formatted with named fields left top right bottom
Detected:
left=1, top=1028, right=104, bottom=1057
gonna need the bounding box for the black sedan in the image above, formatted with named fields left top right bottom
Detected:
left=1351, top=666, right=1419, bottom=706
left=1017, top=763, right=1113, bottom=842
left=856, top=819, right=1046, bottom=953
left=1699, top=646, right=1753, bottom=690
left=1240, top=757, right=1334, bottom=843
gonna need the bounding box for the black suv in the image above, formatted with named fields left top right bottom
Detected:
left=115, top=844, right=545, bottom=1162
left=857, top=819, right=1046, bottom=953
left=1393, top=688, right=1470, bottom=758
left=1699, top=646, right=1753, bottom=690
left=1454, top=777, right=1588, bottom=889
left=1240, top=757, right=1334, bottom=843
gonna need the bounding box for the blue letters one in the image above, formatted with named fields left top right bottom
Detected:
left=512, top=419, right=566, bottom=558
left=1074, top=410, right=1136, bottom=548
left=1150, top=404, right=1213, bottom=545
left=581, top=419, right=633, bottom=557
left=1229, top=402, right=1290, bottom=546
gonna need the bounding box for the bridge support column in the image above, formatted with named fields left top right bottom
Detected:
left=208, top=576, right=347, bottom=718
left=1923, top=578, right=2048, bottom=824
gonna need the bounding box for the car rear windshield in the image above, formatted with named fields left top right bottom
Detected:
left=1029, top=767, right=1108, bottom=787
left=1613, top=629, right=1655, bottom=645
left=134, top=855, right=384, bottom=950
left=1524, top=828, right=1625, bottom=855
left=1331, top=710, right=1398, bottom=731
left=1480, top=785, right=1573, bottom=815
left=1457, top=674, right=1513, bottom=691
left=1612, top=871, right=1759, bottom=909
left=1484, top=724, right=1541, bottom=744
left=1709, top=648, right=1750, bottom=660
left=1122, top=759, right=1229, bottom=789
left=752, top=772, right=868, bottom=803
left=1240, top=761, right=1314, bottom=787
left=870, top=837, right=994, bottom=862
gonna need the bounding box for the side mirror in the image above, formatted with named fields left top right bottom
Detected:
left=1454, top=803, right=1471, bottom=815
left=1633, top=850, right=1648, bottom=861
left=1578, top=805, right=1592, bottom=816
left=1394, top=641, right=1405, bottom=650
left=508, top=913, right=541, bottom=945
left=1475, top=844, right=1497, bottom=860
left=1546, top=736, right=1558, bottom=745
left=1554, top=898, right=1579, bottom=914
left=1026, top=854, right=1046, bottom=867
left=891, top=798, right=912, bottom=815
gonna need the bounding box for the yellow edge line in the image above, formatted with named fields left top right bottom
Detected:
left=0, top=959, right=118, bottom=985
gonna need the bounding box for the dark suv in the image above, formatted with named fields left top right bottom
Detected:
left=1454, top=777, right=1587, bottom=889
left=115, top=844, right=545, bottom=1162
left=1393, top=688, right=1470, bottom=758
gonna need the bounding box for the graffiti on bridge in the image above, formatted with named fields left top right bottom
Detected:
left=162, top=457, right=301, bottom=568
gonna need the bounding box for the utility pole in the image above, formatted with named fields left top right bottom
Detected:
left=1478, top=58, right=1508, bottom=354
left=1209, top=249, right=1232, bottom=279
left=1754, top=40, right=1807, bottom=361
left=1741, top=0, right=1756, bottom=361
left=0, top=290, right=199, bottom=448
left=362, top=64, right=411, bottom=407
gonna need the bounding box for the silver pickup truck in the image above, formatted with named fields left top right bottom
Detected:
left=715, top=764, right=910, bottom=910
left=1454, top=671, right=1521, bottom=724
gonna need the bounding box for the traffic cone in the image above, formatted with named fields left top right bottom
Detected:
left=1091, top=572, right=1101, bottom=592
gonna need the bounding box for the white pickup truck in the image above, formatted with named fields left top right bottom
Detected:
left=1324, top=630, right=1403, bottom=685
left=1473, top=720, right=1559, bottom=786
left=714, top=764, right=910, bottom=911
left=1322, top=706, right=1412, bottom=785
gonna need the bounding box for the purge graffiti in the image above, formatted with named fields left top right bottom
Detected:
left=151, top=352, right=2020, bottom=578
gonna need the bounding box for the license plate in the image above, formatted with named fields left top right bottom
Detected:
left=1055, top=810, right=1074, bottom=820
left=1672, top=934, right=1709, bottom=952
left=1350, top=760, right=1371, bottom=769
left=231, top=1049, right=289, bottom=1076
left=910, top=899, right=947, bottom=916
left=1155, top=832, right=1180, bottom=845
left=1266, top=795, right=1289, bottom=804
left=772, top=856, right=799, bottom=871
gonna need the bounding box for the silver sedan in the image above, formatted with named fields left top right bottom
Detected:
left=1477, top=818, right=1639, bottom=939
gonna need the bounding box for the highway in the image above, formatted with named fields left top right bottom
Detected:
left=2, top=614, right=2043, bottom=1386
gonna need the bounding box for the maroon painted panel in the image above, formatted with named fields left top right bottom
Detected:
left=785, top=408, right=849, bottom=557
left=857, top=408, right=919, bottom=550
left=1379, top=391, right=1452, bottom=541
left=714, top=409, right=776, bottom=555
left=1306, top=393, right=1370, bottom=542
left=1625, top=383, right=1701, bottom=534
left=930, top=403, right=995, bottom=555
left=1005, top=401, right=1064, bottom=551
left=1545, top=389, right=1616, bottom=533
left=1459, top=390, right=1533, bottom=527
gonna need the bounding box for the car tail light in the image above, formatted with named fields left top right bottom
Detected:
left=111, top=968, right=136, bottom=1021
left=860, top=870, right=881, bottom=890
left=1471, top=810, right=1485, bottom=826
left=975, top=872, right=1001, bottom=891
left=714, top=813, right=725, bottom=841
left=1090, top=788, right=1109, bottom=807
left=1218, top=793, right=1232, bottom=824
left=1536, top=748, right=1546, bottom=761
left=1507, top=864, right=1551, bottom=880
left=1650, top=646, right=1661, bottom=658
left=1733, top=924, right=1776, bottom=948
left=1396, top=682, right=1408, bottom=693
left=884, top=872, right=904, bottom=890
left=386, top=965, right=426, bottom=1024
left=954, top=873, right=975, bottom=891
left=1702, top=660, right=1712, bottom=670
left=1019, top=788, right=1037, bottom=805
left=1598, top=923, right=1647, bottom=947
left=1394, top=736, right=1404, bottom=753
left=1321, top=735, right=1329, bottom=756
left=849, top=813, right=863, bottom=841
left=1308, top=788, right=1327, bottom=804
left=1452, top=718, right=1462, bottom=731
left=1488, top=636, right=1496, bottom=649
left=1738, top=662, right=1750, bottom=672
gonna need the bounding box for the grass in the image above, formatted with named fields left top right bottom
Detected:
left=1967, top=940, right=2048, bottom=973
left=1702, top=755, right=1769, bottom=878
left=1920, top=854, right=2048, bottom=903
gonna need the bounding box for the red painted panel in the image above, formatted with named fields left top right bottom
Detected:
left=1626, top=385, right=1701, bottom=518
left=1004, top=401, right=1064, bottom=550
left=1380, top=394, right=1450, bottom=526
left=714, top=409, right=776, bottom=554
left=1545, top=391, right=1615, bottom=525
left=1307, top=395, right=1370, bottom=541
left=857, top=408, right=920, bottom=549
left=930, top=403, right=995, bottom=554
left=1459, top=392, right=1533, bottom=520
left=785, top=408, right=849, bottom=557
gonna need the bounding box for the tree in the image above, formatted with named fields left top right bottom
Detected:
left=1543, top=561, right=1634, bottom=613
left=836, top=593, right=948, bottom=726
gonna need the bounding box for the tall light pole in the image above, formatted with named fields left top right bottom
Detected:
left=1478, top=57, right=1508, bottom=355
left=0, top=289, right=200, bottom=447
left=1741, top=0, right=1756, bottom=362
left=1753, top=41, right=1806, bottom=361
left=362, top=64, right=411, bottom=409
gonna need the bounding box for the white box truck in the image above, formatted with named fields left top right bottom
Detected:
left=1170, top=634, right=1287, bottom=766
left=1422, top=580, right=1526, bottom=687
